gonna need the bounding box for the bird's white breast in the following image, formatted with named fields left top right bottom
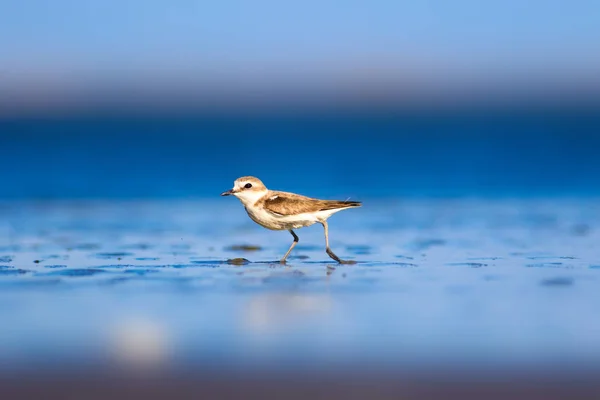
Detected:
left=244, top=205, right=319, bottom=230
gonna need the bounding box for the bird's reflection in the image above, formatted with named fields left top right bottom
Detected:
left=242, top=289, right=334, bottom=335
left=243, top=293, right=333, bottom=334
left=326, top=265, right=336, bottom=276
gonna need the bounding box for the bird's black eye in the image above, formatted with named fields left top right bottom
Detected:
left=244, top=183, right=252, bottom=189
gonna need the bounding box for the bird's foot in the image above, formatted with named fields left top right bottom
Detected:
left=326, top=248, right=356, bottom=264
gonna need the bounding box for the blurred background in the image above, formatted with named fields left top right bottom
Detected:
left=1, top=0, right=599, bottom=199
left=1, top=1, right=600, bottom=399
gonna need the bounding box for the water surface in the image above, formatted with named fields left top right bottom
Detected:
left=1, top=198, right=599, bottom=376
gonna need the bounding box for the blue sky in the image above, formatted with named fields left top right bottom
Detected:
left=2, top=0, right=599, bottom=73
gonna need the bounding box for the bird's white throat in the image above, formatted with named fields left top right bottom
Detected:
left=234, top=189, right=268, bottom=206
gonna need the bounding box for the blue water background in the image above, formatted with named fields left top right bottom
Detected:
left=1, top=110, right=599, bottom=200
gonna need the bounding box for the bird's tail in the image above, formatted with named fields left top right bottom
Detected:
left=319, top=200, right=362, bottom=211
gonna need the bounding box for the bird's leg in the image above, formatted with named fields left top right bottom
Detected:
left=280, top=229, right=299, bottom=263
left=322, top=221, right=350, bottom=264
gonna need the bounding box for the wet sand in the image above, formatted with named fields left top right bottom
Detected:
left=1, top=198, right=599, bottom=398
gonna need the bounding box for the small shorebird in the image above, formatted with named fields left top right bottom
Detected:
left=221, top=176, right=361, bottom=264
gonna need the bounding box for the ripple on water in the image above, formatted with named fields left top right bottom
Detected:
left=44, top=265, right=67, bottom=269
left=45, top=268, right=107, bottom=277
left=123, top=269, right=161, bottom=275
left=44, top=255, right=69, bottom=260
left=0, top=256, right=13, bottom=263
left=362, top=261, right=417, bottom=267
left=394, top=262, right=418, bottom=267
left=71, top=243, right=101, bottom=251
left=0, top=268, right=29, bottom=275
left=302, top=260, right=348, bottom=265
left=225, top=244, right=263, bottom=252
left=526, top=262, right=566, bottom=268
left=446, top=262, right=488, bottom=268
left=540, top=277, right=574, bottom=287
left=94, top=252, right=134, bottom=259
left=190, top=260, right=226, bottom=266
left=120, top=243, right=153, bottom=250
left=100, top=277, right=134, bottom=285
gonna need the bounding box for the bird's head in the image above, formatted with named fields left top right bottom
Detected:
left=221, top=176, right=268, bottom=204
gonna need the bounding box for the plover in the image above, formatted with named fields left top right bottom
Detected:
left=221, top=176, right=361, bottom=264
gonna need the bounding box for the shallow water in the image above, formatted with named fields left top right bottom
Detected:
left=1, top=198, right=599, bottom=375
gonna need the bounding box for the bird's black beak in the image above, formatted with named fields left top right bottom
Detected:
left=221, top=189, right=234, bottom=196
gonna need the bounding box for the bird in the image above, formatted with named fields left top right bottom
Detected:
left=221, top=176, right=361, bottom=264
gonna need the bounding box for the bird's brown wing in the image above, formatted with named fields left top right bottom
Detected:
left=261, top=192, right=361, bottom=216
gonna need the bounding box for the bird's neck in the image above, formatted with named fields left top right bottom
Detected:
left=236, top=190, right=269, bottom=207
